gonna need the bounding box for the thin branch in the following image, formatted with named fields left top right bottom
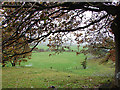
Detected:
left=52, top=14, right=109, bottom=34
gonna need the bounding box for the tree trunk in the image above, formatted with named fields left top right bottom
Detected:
left=2, top=60, right=6, bottom=67
left=2, top=64, right=5, bottom=67
left=111, top=15, right=120, bottom=87
left=11, top=63, right=15, bottom=66
left=114, top=31, right=120, bottom=87
left=11, top=57, right=17, bottom=67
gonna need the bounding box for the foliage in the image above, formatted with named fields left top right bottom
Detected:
left=87, top=37, right=115, bottom=63
left=2, top=25, right=32, bottom=66
left=81, top=58, right=87, bottom=69
left=2, top=5, right=32, bottom=66
left=2, top=2, right=116, bottom=59
left=108, top=49, right=115, bottom=62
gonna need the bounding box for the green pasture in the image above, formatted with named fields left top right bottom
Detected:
left=2, top=67, right=114, bottom=88
left=2, top=46, right=115, bottom=88
left=20, top=52, right=114, bottom=76
left=36, top=45, right=49, bottom=50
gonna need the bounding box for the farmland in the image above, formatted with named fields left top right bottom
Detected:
left=2, top=46, right=115, bottom=88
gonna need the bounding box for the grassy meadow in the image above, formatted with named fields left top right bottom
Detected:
left=2, top=45, right=115, bottom=88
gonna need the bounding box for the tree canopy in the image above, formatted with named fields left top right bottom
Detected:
left=2, top=2, right=116, bottom=57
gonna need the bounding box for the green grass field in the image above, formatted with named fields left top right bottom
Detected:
left=2, top=46, right=115, bottom=88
